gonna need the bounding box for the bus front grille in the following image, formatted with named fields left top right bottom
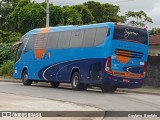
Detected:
left=115, top=49, right=143, bottom=59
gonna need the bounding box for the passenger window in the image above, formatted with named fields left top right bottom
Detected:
left=47, top=32, right=60, bottom=49
left=94, top=27, right=108, bottom=46
left=58, top=31, right=71, bottom=48
left=70, top=30, right=84, bottom=48
left=82, top=28, right=96, bottom=47
left=25, top=33, right=49, bottom=51
left=25, top=34, right=37, bottom=52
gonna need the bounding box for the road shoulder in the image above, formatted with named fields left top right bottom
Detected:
left=0, top=77, right=160, bottom=96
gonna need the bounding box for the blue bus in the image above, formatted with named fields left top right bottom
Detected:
left=13, top=22, right=149, bottom=92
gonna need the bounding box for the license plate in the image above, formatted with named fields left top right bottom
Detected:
left=123, top=79, right=130, bottom=83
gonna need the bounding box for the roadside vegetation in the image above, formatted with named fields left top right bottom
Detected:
left=150, top=28, right=160, bottom=35
left=0, top=0, right=155, bottom=78
left=0, top=60, right=14, bottom=76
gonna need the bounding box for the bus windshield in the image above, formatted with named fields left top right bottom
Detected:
left=113, top=25, right=148, bottom=45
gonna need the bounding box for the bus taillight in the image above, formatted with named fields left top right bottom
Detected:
left=140, top=62, right=147, bottom=78
left=105, top=56, right=113, bottom=74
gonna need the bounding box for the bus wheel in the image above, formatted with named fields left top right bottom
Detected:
left=101, top=84, right=117, bottom=93
left=71, top=72, right=87, bottom=91
left=50, top=81, right=60, bottom=88
left=22, top=70, right=32, bottom=86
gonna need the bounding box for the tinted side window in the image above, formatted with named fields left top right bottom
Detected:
left=25, top=34, right=37, bottom=51
left=70, top=30, right=84, bottom=48
left=58, top=31, right=71, bottom=48
left=47, top=32, right=59, bottom=49
left=94, top=27, right=108, bottom=46
left=82, top=28, right=96, bottom=47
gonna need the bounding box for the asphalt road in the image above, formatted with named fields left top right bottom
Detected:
left=0, top=81, right=160, bottom=120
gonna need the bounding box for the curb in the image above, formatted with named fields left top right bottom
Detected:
left=0, top=79, right=21, bottom=83
left=0, top=79, right=160, bottom=96
left=117, top=89, right=160, bottom=96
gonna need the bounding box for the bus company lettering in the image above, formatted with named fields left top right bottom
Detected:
left=124, top=28, right=139, bottom=38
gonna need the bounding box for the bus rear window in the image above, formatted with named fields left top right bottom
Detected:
left=113, top=25, right=148, bottom=45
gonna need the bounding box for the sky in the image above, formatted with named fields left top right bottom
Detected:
left=35, top=0, right=160, bottom=30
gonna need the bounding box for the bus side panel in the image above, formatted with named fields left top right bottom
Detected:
left=13, top=61, right=23, bottom=79
left=38, top=58, right=106, bottom=84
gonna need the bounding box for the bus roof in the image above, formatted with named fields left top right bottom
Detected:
left=24, top=22, right=114, bottom=36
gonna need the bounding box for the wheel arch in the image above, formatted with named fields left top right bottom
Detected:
left=21, top=67, right=28, bottom=79
left=70, top=67, right=80, bottom=82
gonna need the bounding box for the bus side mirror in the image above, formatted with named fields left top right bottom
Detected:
left=12, top=41, right=23, bottom=50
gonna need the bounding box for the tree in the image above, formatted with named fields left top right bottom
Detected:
left=7, top=1, right=63, bottom=34
left=72, top=5, right=94, bottom=24
left=84, top=1, right=124, bottom=23
left=0, top=30, right=21, bottom=43
left=7, top=0, right=39, bottom=34
left=49, top=5, right=63, bottom=26
left=150, top=28, right=160, bottom=35
left=0, top=43, right=15, bottom=65
left=102, top=3, right=125, bottom=22
left=62, top=6, right=82, bottom=25
left=6, top=0, right=125, bottom=34
left=80, top=6, right=94, bottom=24
left=0, top=0, right=20, bottom=30
left=126, top=11, right=153, bottom=27
left=84, top=1, right=104, bottom=23
left=0, top=60, right=14, bottom=76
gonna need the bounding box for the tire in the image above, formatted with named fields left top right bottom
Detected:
left=50, top=81, right=60, bottom=88
left=22, top=70, right=32, bottom=86
left=71, top=72, right=87, bottom=91
left=101, top=84, right=117, bottom=93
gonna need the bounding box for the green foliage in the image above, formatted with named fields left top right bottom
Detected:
left=126, top=11, right=153, bottom=27
left=49, top=5, right=63, bottom=26
left=0, top=30, right=21, bottom=43
left=1, top=0, right=153, bottom=34
left=150, top=28, right=160, bottom=35
left=8, top=1, right=45, bottom=34
left=80, top=6, right=94, bottom=24
left=5, top=0, right=125, bottom=34
left=5, top=32, right=21, bottom=43
left=62, top=7, right=82, bottom=25
left=0, top=60, right=14, bottom=76
left=0, top=0, right=20, bottom=30
left=72, top=5, right=94, bottom=24
left=0, top=43, right=15, bottom=65
left=8, top=1, right=62, bottom=34
left=102, top=3, right=120, bottom=22
left=84, top=1, right=122, bottom=23
left=84, top=1, right=104, bottom=23
left=1, top=31, right=21, bottom=43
